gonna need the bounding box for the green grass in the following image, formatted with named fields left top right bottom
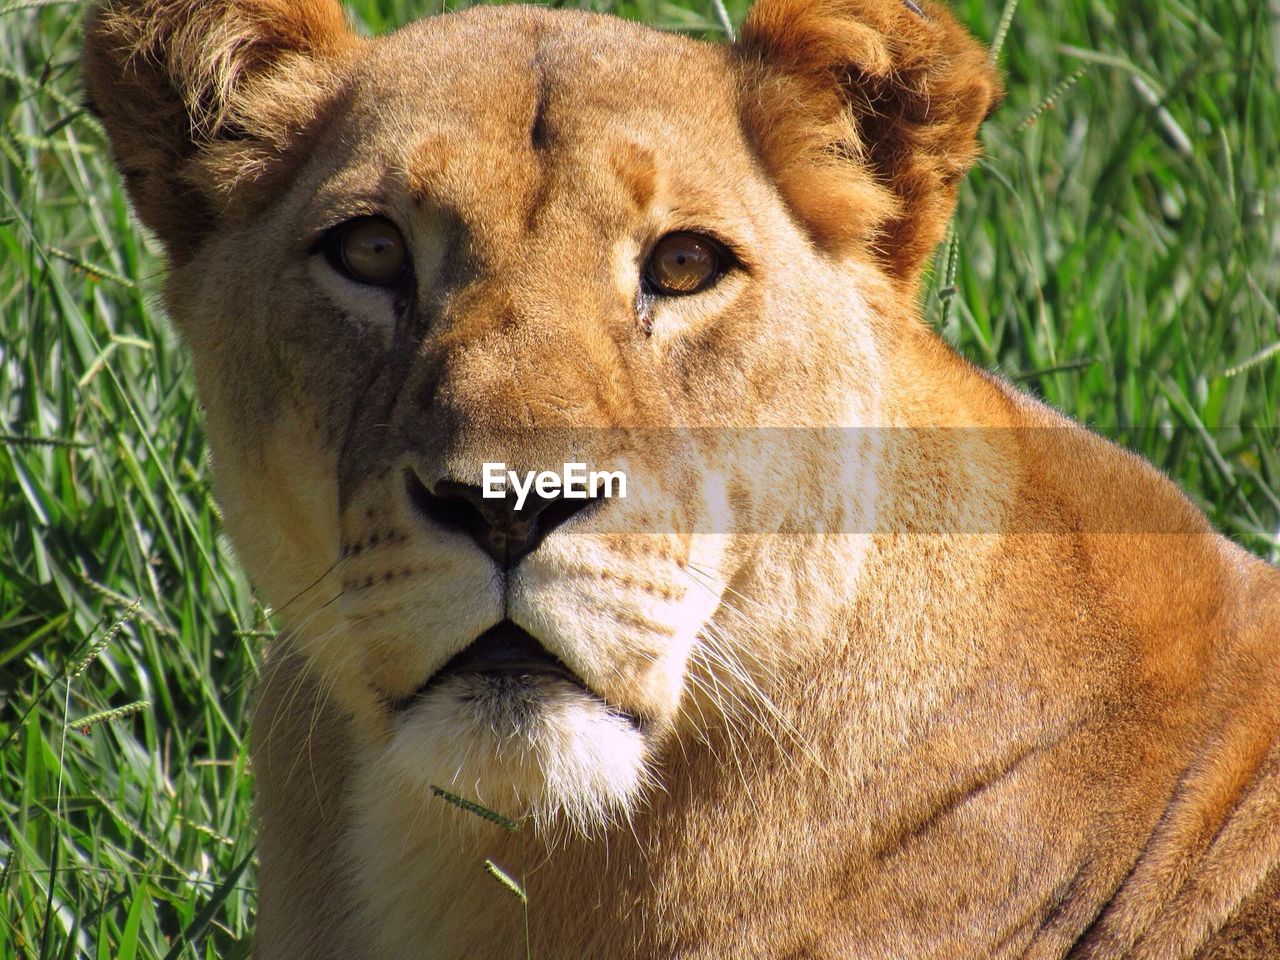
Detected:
left=1, top=0, right=1277, bottom=956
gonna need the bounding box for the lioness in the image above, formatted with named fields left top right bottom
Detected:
left=84, top=0, right=1279, bottom=956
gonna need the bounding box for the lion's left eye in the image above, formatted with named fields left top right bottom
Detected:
left=644, top=232, right=726, bottom=296
left=320, top=216, right=409, bottom=287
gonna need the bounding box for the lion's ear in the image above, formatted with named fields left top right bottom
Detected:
left=737, top=0, right=1002, bottom=288
left=84, top=0, right=358, bottom=259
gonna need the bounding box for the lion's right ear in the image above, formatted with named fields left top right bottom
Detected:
left=84, top=0, right=358, bottom=259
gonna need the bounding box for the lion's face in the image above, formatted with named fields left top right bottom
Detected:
left=86, top=0, right=997, bottom=830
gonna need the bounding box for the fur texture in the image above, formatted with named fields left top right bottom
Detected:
left=738, top=0, right=1004, bottom=284
left=82, top=1, right=1280, bottom=958
left=83, top=0, right=356, bottom=256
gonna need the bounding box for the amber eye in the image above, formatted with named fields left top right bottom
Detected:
left=322, top=216, right=408, bottom=286
left=644, top=232, right=725, bottom=296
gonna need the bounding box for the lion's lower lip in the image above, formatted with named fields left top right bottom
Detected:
left=391, top=621, right=586, bottom=711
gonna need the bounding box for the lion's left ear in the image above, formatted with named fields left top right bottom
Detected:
left=736, top=0, right=1003, bottom=288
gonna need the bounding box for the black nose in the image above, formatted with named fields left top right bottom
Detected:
left=406, top=472, right=597, bottom=567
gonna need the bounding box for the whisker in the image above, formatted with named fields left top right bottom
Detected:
left=674, top=569, right=835, bottom=779
left=682, top=669, right=758, bottom=802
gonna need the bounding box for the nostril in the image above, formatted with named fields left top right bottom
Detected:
left=405, top=473, right=494, bottom=552
left=533, top=494, right=599, bottom=541
left=404, top=470, right=600, bottom=567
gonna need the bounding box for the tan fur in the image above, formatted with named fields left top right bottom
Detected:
left=83, top=1, right=1279, bottom=958
left=738, top=0, right=1003, bottom=285
left=84, top=0, right=357, bottom=257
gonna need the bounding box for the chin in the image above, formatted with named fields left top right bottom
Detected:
left=381, top=624, right=654, bottom=836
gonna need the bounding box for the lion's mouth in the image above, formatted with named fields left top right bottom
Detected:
left=390, top=620, right=592, bottom=713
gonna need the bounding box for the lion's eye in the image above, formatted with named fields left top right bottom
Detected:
left=644, top=232, right=724, bottom=296
left=322, top=216, right=408, bottom=286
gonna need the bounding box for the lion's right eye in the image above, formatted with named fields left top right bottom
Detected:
left=321, top=216, right=409, bottom=286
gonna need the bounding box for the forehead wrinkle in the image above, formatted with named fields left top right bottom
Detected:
left=522, top=35, right=559, bottom=231
left=529, top=44, right=552, bottom=152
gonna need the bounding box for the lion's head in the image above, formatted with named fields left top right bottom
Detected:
left=85, top=0, right=999, bottom=833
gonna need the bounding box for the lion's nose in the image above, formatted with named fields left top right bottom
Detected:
left=406, top=473, right=596, bottom=568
